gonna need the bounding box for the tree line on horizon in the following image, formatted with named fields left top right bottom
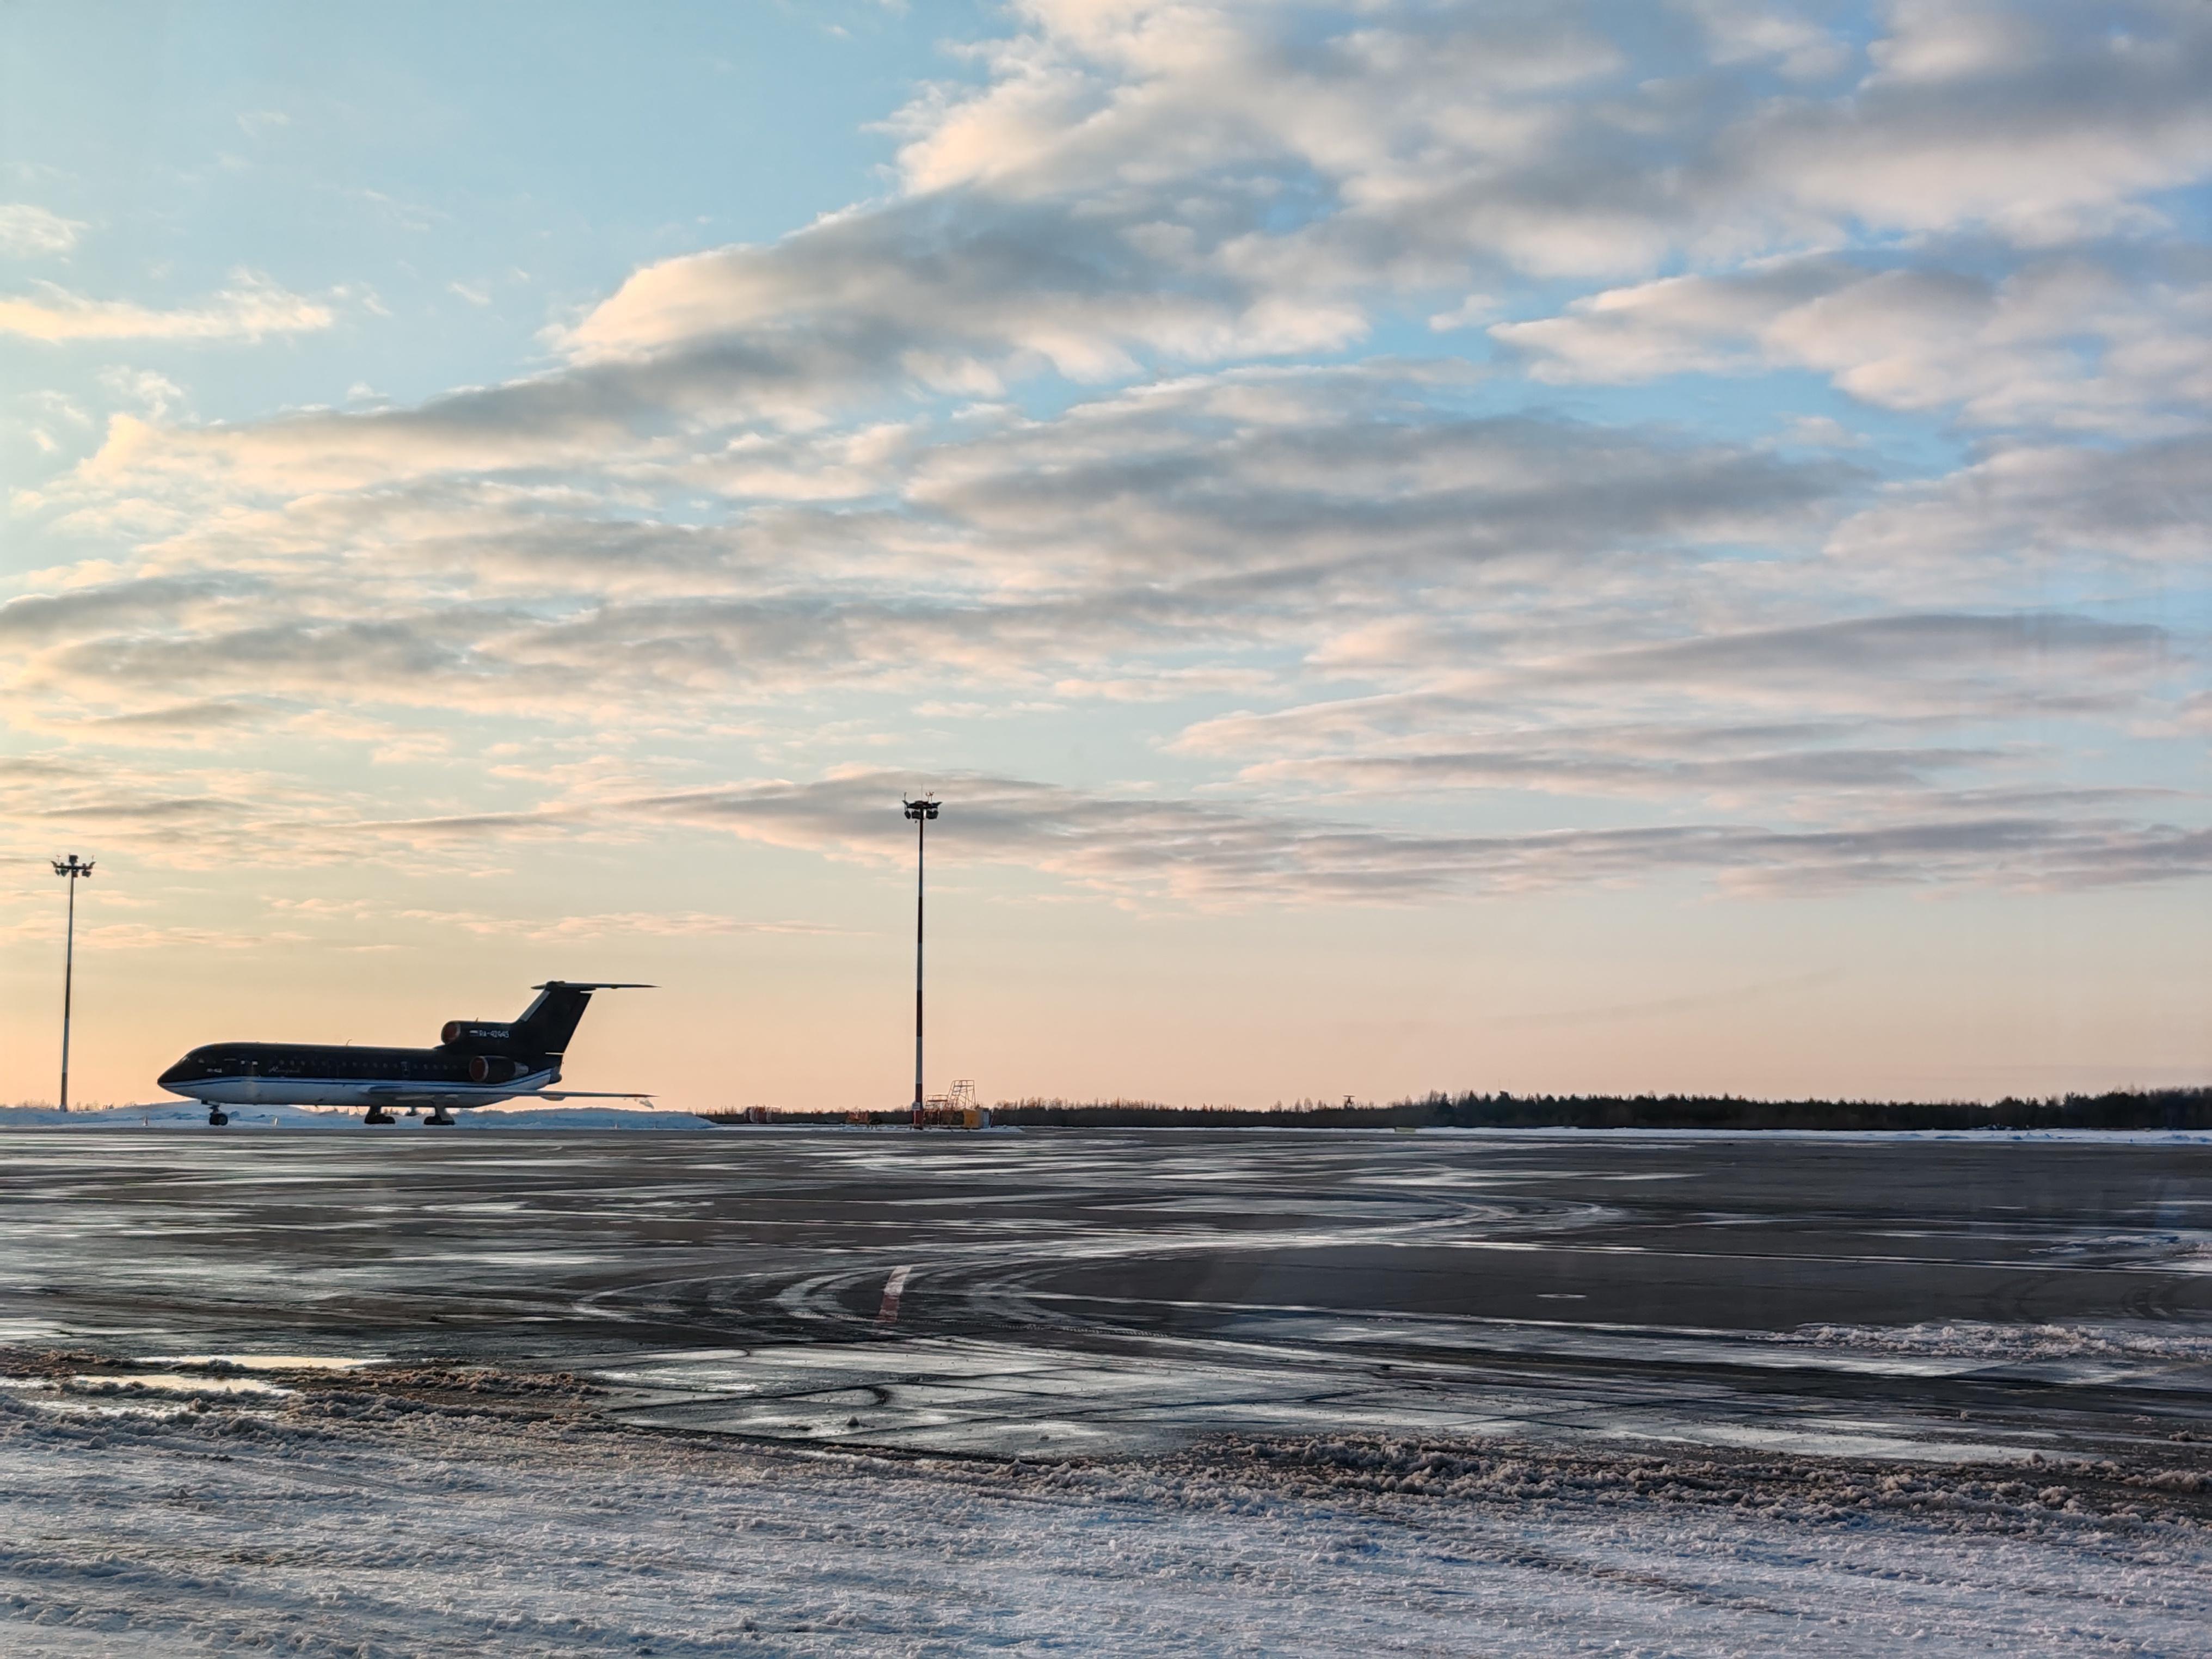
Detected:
left=716, top=1086, right=2212, bottom=1131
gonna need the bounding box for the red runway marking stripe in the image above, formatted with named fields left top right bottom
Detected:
left=876, top=1264, right=912, bottom=1324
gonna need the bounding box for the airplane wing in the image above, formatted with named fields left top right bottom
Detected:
left=358, top=1084, right=476, bottom=1106
left=350, top=1083, right=655, bottom=1105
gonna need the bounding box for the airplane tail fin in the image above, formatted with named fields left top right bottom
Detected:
left=515, top=981, right=652, bottom=1057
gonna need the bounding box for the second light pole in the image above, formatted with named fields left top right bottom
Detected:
left=903, top=796, right=939, bottom=1127
left=51, top=855, right=94, bottom=1113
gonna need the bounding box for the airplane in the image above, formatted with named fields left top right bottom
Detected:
left=157, top=981, right=652, bottom=1127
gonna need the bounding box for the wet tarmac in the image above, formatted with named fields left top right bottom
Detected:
left=2, top=1129, right=2206, bottom=1461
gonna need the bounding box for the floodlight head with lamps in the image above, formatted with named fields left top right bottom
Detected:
left=52, top=856, right=93, bottom=879
left=903, top=798, right=939, bottom=822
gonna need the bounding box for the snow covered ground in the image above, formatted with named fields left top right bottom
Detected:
left=11, top=1105, right=2212, bottom=1141
left=2, top=1358, right=2207, bottom=1657
left=2, top=1129, right=2204, bottom=1652
left=0, top=1102, right=722, bottom=1130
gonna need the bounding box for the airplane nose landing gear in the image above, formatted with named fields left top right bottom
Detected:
left=364, top=1108, right=396, bottom=1126
left=206, top=1107, right=229, bottom=1126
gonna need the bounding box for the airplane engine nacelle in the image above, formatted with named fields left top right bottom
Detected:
left=469, top=1054, right=526, bottom=1085
left=443, top=1021, right=514, bottom=1048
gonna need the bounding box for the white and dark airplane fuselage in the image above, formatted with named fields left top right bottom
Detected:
left=157, top=981, right=649, bottom=1125
left=162, top=1046, right=560, bottom=1108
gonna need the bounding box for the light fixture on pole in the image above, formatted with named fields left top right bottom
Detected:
left=902, top=796, right=939, bottom=1127
left=51, top=855, right=93, bottom=1113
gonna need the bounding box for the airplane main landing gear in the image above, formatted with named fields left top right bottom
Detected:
left=364, top=1108, right=397, bottom=1126
left=424, top=1109, right=456, bottom=1127
left=206, top=1107, right=229, bottom=1127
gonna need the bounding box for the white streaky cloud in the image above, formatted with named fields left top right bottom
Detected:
left=616, top=769, right=2212, bottom=902
left=0, top=273, right=332, bottom=343
left=560, top=191, right=1367, bottom=377
left=1866, top=0, right=2042, bottom=83
left=1826, top=434, right=2212, bottom=576
left=0, top=915, right=304, bottom=950
left=895, top=0, right=2212, bottom=269
left=1, top=735, right=2198, bottom=903
left=6, top=384, right=1869, bottom=724
left=95, top=366, right=188, bottom=421
left=394, top=908, right=851, bottom=939
left=1730, top=0, right=2212, bottom=242
left=895, top=369, right=1854, bottom=586
left=1679, top=0, right=1851, bottom=79
left=1519, top=613, right=2174, bottom=699
left=36, top=3, right=2212, bottom=512
left=1052, top=666, right=1282, bottom=702
left=1494, top=256, right=2212, bottom=432
left=146, top=762, right=2193, bottom=902
left=41, top=701, right=269, bottom=748
left=1168, top=610, right=2184, bottom=814
left=1, top=0, right=2205, bottom=969
left=0, top=203, right=85, bottom=256
left=1232, top=742, right=2006, bottom=802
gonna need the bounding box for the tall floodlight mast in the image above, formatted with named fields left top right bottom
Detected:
left=51, top=855, right=94, bottom=1113
left=902, top=797, right=940, bottom=1126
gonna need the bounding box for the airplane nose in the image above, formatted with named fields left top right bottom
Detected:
left=157, top=1058, right=186, bottom=1090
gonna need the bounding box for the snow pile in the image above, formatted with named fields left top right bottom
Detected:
left=0, top=1362, right=2207, bottom=1655
left=1775, top=1320, right=2212, bottom=1364
left=0, top=1102, right=723, bottom=1130
left=1115, top=1434, right=2212, bottom=1522
left=1421, top=1127, right=2212, bottom=1145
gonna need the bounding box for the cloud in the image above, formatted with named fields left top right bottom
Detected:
left=1235, top=742, right=2001, bottom=801
left=60, top=701, right=267, bottom=746
left=47, top=3, right=2212, bottom=506
left=1828, top=433, right=2212, bottom=574
left=0, top=574, right=257, bottom=648
left=1526, top=613, right=2172, bottom=696
left=563, top=192, right=1362, bottom=377
left=5, top=373, right=1871, bottom=734
left=1, top=733, right=2202, bottom=905
left=5, top=0, right=2207, bottom=949
left=614, top=769, right=2212, bottom=902
left=901, top=372, right=1856, bottom=585
left=0, top=915, right=294, bottom=951
left=0, top=273, right=332, bottom=343
left=1171, top=611, right=2182, bottom=814
left=900, top=0, right=2212, bottom=263
left=1494, top=255, right=2212, bottom=432
left=395, top=908, right=850, bottom=940
left=1729, top=0, right=2212, bottom=243
left=0, top=204, right=84, bottom=256
left=95, top=367, right=188, bottom=421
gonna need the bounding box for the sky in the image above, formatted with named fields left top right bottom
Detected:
left=2, top=0, right=2209, bottom=1110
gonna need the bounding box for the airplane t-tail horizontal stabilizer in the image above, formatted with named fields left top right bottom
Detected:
left=514, top=981, right=655, bottom=1057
